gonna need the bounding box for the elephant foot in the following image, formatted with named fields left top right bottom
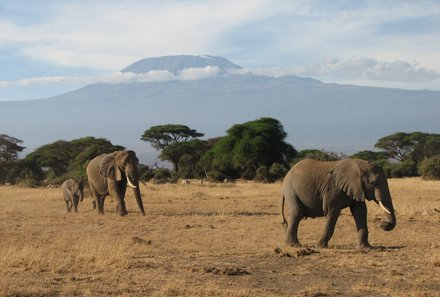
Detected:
left=119, top=210, right=128, bottom=216
left=285, top=237, right=301, bottom=247
left=316, top=240, right=328, bottom=249
left=357, top=243, right=372, bottom=251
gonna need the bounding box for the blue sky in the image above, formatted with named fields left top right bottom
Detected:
left=1, top=0, right=440, bottom=101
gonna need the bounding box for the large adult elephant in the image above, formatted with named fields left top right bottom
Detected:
left=86, top=150, right=145, bottom=216
left=281, top=158, right=396, bottom=250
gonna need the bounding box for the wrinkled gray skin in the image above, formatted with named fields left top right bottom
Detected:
left=61, top=179, right=84, bottom=213
left=281, top=159, right=396, bottom=250
left=86, top=150, right=145, bottom=216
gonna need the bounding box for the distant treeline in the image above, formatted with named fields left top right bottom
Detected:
left=1, top=118, right=440, bottom=187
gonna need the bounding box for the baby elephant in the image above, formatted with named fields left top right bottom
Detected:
left=61, top=179, right=84, bottom=213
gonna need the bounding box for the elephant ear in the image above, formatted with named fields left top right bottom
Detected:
left=99, top=155, right=122, bottom=181
left=330, top=159, right=366, bottom=202
left=66, top=179, right=74, bottom=192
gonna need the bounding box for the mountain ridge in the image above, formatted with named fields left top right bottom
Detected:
left=1, top=55, right=439, bottom=164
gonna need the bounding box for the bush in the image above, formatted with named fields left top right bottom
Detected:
left=419, top=156, right=440, bottom=180
left=241, top=167, right=255, bottom=180
left=0, top=160, right=44, bottom=186
left=254, top=166, right=268, bottom=182
left=153, top=168, right=172, bottom=180
left=383, top=160, right=418, bottom=178
left=206, top=170, right=225, bottom=182
left=138, top=164, right=154, bottom=182
left=269, top=163, right=288, bottom=181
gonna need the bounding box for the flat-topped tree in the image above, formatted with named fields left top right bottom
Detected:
left=141, top=124, right=204, bottom=172
left=0, top=134, right=25, bottom=161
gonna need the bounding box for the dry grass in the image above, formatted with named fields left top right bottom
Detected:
left=0, top=178, right=439, bottom=296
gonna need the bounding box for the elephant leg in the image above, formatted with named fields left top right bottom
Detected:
left=317, top=208, right=341, bottom=248
left=350, top=203, right=371, bottom=250
left=284, top=194, right=303, bottom=247
left=90, top=185, right=105, bottom=214
left=285, top=212, right=303, bottom=247
left=65, top=200, right=72, bottom=212
left=98, top=196, right=106, bottom=214
left=117, top=199, right=128, bottom=216
left=109, top=186, right=127, bottom=216
left=73, top=196, right=79, bottom=213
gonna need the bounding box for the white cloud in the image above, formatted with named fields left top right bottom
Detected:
left=302, top=57, right=440, bottom=82
left=1, top=0, right=440, bottom=92
left=0, top=0, right=272, bottom=70
left=2, top=57, right=438, bottom=91
left=3, top=0, right=437, bottom=72
left=236, top=57, right=440, bottom=85
left=179, top=66, right=221, bottom=80
left=0, top=66, right=223, bottom=87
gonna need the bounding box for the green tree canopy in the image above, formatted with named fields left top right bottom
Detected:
left=141, top=124, right=204, bottom=150
left=375, top=132, right=440, bottom=162
left=0, top=134, right=25, bottom=161
left=291, top=149, right=343, bottom=164
left=26, top=137, right=124, bottom=179
left=159, top=139, right=209, bottom=172
left=141, top=124, right=204, bottom=174
left=0, top=159, right=44, bottom=186
left=350, top=150, right=388, bottom=162
left=202, top=117, right=296, bottom=179
left=419, top=156, right=440, bottom=180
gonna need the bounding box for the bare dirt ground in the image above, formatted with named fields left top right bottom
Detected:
left=1, top=178, right=439, bottom=296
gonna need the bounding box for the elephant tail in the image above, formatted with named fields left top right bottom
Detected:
left=281, top=194, right=288, bottom=230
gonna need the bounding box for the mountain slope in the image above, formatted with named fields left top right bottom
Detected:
left=1, top=55, right=439, bottom=164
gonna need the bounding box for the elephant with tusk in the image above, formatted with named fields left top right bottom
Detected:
left=86, top=150, right=145, bottom=216
left=281, top=158, right=396, bottom=250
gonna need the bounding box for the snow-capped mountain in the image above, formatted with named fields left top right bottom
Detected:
left=121, top=55, right=242, bottom=74
left=1, top=55, right=439, bottom=163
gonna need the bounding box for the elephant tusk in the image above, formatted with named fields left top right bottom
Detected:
left=127, top=177, right=137, bottom=189
left=379, top=201, right=392, bottom=214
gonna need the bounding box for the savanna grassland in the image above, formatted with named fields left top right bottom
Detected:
left=1, top=178, right=439, bottom=297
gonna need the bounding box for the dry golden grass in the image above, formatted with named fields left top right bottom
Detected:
left=0, top=178, right=439, bottom=296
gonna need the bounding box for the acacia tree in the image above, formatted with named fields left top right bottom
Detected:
left=141, top=124, right=204, bottom=172
left=350, top=150, right=387, bottom=162
left=160, top=139, right=209, bottom=173
left=0, top=134, right=25, bottom=161
left=141, top=124, right=204, bottom=150
left=374, top=132, right=440, bottom=178
left=375, top=132, right=440, bottom=162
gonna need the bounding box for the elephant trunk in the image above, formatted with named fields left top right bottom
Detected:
left=375, top=182, right=396, bottom=232
left=132, top=184, right=145, bottom=216
left=125, top=163, right=145, bottom=215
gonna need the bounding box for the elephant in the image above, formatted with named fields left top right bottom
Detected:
left=61, top=178, right=84, bottom=213
left=281, top=158, right=396, bottom=250
left=86, top=150, right=145, bottom=216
